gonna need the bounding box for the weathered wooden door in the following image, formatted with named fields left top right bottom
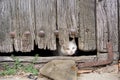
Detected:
left=0, top=0, right=118, bottom=58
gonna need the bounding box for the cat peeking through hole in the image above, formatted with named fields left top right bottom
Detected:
left=57, top=39, right=77, bottom=56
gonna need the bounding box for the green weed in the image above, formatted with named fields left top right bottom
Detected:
left=0, top=54, right=39, bottom=76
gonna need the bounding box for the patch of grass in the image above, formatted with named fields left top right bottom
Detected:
left=0, top=54, right=39, bottom=76
left=0, top=64, right=17, bottom=76
left=23, top=54, right=39, bottom=75
left=12, top=55, right=23, bottom=70
left=23, top=64, right=39, bottom=75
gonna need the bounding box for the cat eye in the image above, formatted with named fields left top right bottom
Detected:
left=72, top=47, right=75, bottom=49
left=66, top=48, right=69, bottom=50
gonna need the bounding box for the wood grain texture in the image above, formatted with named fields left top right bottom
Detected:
left=17, top=0, right=35, bottom=52
left=0, top=0, right=119, bottom=54
left=97, top=0, right=118, bottom=52
left=0, top=53, right=108, bottom=63
left=118, top=0, right=120, bottom=54
left=96, top=0, right=108, bottom=52
left=9, top=0, right=19, bottom=51
left=0, top=0, right=13, bottom=52
left=0, top=56, right=98, bottom=63
left=57, top=0, right=78, bottom=45
left=78, top=0, right=96, bottom=51
left=107, top=0, right=118, bottom=52
left=35, top=0, right=56, bottom=50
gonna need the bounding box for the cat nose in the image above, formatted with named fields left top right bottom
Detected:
left=70, top=51, right=73, bottom=54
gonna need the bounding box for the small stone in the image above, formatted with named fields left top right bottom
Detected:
left=27, top=74, right=35, bottom=79
left=40, top=60, right=77, bottom=80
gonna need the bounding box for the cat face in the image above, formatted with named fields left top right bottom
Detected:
left=61, top=40, right=77, bottom=56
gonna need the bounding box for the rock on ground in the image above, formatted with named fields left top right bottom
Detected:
left=40, top=60, right=77, bottom=80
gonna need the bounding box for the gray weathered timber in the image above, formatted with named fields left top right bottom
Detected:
left=97, top=0, right=118, bottom=52
left=0, top=0, right=13, bottom=52
left=9, top=0, right=19, bottom=51
left=0, top=53, right=109, bottom=65
left=17, top=0, right=35, bottom=52
left=108, top=0, right=118, bottom=52
left=0, top=54, right=107, bottom=63
left=57, top=0, right=78, bottom=45
left=96, top=0, right=108, bottom=52
left=118, top=0, right=120, bottom=53
left=78, top=0, right=96, bottom=51
left=0, top=0, right=119, bottom=55
left=35, top=0, right=56, bottom=50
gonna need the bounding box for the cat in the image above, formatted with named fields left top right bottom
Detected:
left=57, top=39, right=77, bottom=56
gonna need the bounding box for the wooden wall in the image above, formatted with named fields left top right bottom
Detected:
left=0, top=0, right=119, bottom=55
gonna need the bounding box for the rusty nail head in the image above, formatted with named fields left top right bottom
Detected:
left=54, top=30, right=59, bottom=37
left=10, top=32, right=15, bottom=38
left=70, top=29, right=76, bottom=35
left=24, top=31, right=30, bottom=37
left=39, top=30, right=45, bottom=37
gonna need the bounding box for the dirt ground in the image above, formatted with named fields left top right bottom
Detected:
left=0, top=64, right=120, bottom=80
left=0, top=73, right=120, bottom=80
left=78, top=73, right=120, bottom=80
left=0, top=73, right=119, bottom=80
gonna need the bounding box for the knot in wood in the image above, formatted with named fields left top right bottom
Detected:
left=86, top=29, right=89, bottom=33
left=9, top=32, right=16, bottom=38
left=39, top=30, right=45, bottom=37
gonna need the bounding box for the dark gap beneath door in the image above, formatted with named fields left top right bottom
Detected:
left=0, top=38, right=97, bottom=57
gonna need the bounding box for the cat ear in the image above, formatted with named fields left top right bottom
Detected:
left=59, top=40, right=64, bottom=45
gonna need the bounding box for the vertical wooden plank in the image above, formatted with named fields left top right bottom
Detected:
left=96, top=0, right=108, bottom=52
left=119, top=0, right=120, bottom=53
left=78, top=0, right=96, bottom=51
left=17, top=0, right=35, bottom=52
left=0, top=0, right=13, bottom=52
left=9, top=0, right=20, bottom=52
left=35, top=0, right=56, bottom=50
left=97, top=0, right=118, bottom=52
left=109, top=0, right=118, bottom=52
left=57, top=0, right=78, bottom=45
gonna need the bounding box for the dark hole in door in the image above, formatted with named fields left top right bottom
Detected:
left=0, top=38, right=97, bottom=56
